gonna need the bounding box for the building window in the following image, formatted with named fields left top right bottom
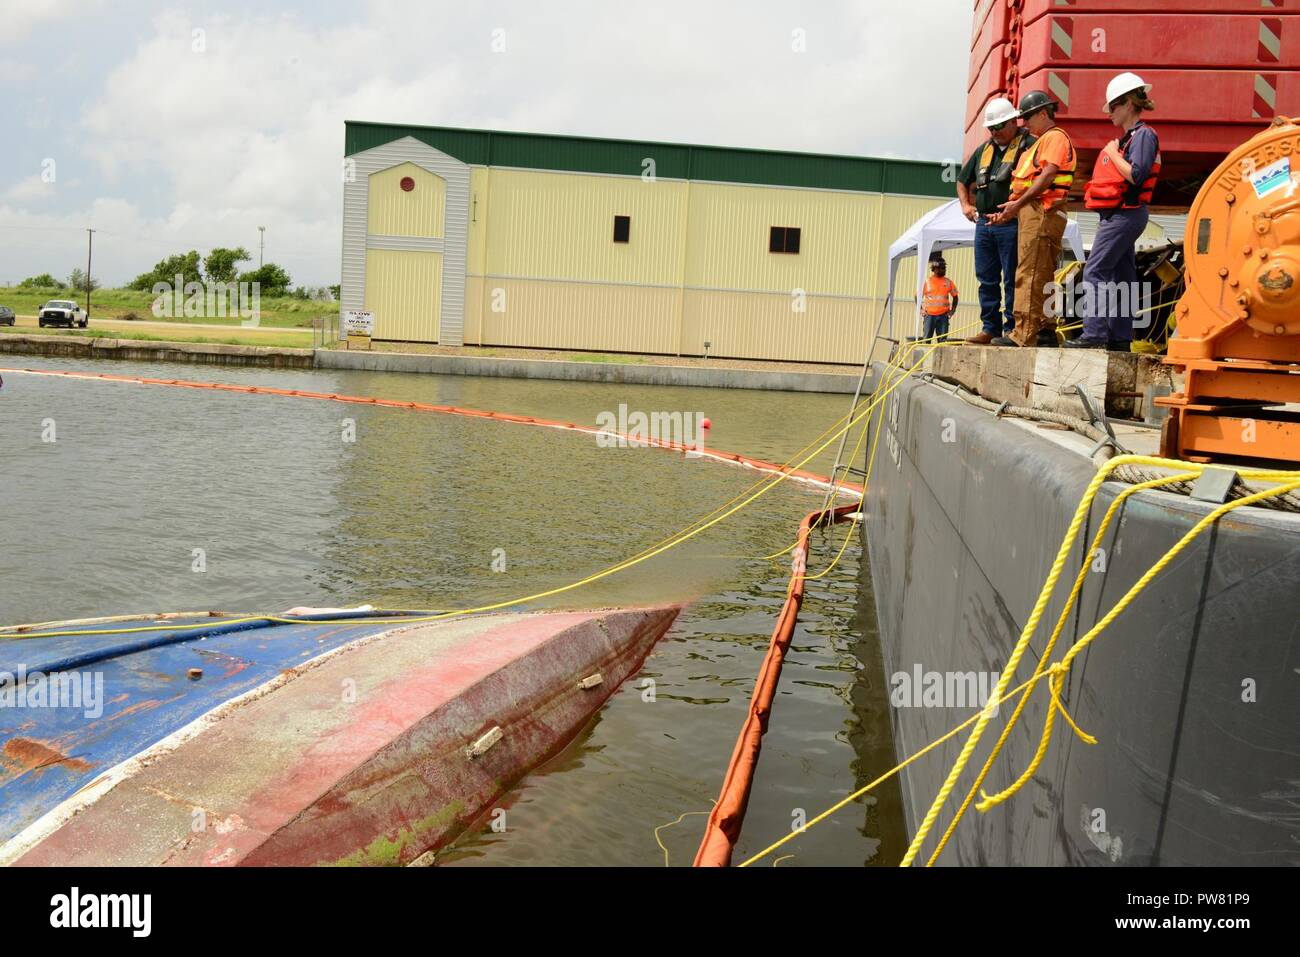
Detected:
left=769, top=226, right=801, bottom=254
left=613, top=215, right=631, bottom=243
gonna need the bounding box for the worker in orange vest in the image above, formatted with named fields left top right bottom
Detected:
left=987, top=90, right=1076, bottom=347
left=920, top=256, right=959, bottom=341
left=1065, top=73, right=1161, bottom=350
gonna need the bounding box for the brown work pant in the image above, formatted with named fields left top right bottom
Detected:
left=1011, top=199, right=1069, bottom=346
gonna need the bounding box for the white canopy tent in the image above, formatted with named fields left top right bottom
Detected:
left=885, top=199, right=1086, bottom=337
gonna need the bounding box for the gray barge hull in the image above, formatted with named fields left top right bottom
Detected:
left=863, top=370, right=1300, bottom=865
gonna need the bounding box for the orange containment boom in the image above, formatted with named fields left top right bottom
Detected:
left=0, top=368, right=863, bottom=497
left=693, top=502, right=860, bottom=867
left=1156, top=116, right=1300, bottom=465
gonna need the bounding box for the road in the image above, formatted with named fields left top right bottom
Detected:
left=7, top=315, right=313, bottom=338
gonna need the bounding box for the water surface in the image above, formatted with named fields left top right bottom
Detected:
left=0, top=356, right=903, bottom=865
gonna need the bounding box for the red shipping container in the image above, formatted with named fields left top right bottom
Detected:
left=1018, top=67, right=1300, bottom=189
left=1024, top=67, right=1300, bottom=126
left=968, top=45, right=1014, bottom=117
left=972, top=0, right=1013, bottom=48
left=969, top=0, right=1017, bottom=92
left=1021, top=0, right=1300, bottom=28
left=1020, top=14, right=1300, bottom=72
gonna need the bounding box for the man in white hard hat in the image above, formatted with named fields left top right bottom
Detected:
left=957, top=97, right=1036, bottom=343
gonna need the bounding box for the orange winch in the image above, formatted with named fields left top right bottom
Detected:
left=1157, top=117, right=1300, bottom=466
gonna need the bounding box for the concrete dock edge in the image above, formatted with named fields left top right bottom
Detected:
left=314, top=348, right=861, bottom=393
left=0, top=334, right=862, bottom=393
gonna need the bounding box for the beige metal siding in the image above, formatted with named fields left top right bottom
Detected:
left=368, top=163, right=446, bottom=238
left=364, top=249, right=442, bottom=342
left=685, top=183, right=880, bottom=297
left=473, top=278, right=678, bottom=354
left=483, top=169, right=687, bottom=285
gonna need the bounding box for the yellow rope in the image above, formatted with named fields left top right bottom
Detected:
left=737, top=457, right=1300, bottom=867
left=906, top=461, right=1300, bottom=866
left=6, top=338, right=946, bottom=641
left=970, top=475, right=1300, bottom=819
left=923, top=470, right=1196, bottom=864
left=654, top=809, right=713, bottom=867
left=737, top=667, right=1055, bottom=866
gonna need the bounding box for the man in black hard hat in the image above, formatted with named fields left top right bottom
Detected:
left=987, top=91, right=1077, bottom=347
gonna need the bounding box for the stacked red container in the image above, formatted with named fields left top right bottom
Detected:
left=964, top=0, right=1300, bottom=205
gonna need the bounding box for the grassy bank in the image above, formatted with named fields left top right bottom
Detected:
left=0, top=286, right=332, bottom=329
left=0, top=325, right=313, bottom=349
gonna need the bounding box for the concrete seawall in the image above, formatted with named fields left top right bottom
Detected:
left=315, top=347, right=860, bottom=393
left=0, top=334, right=861, bottom=394
left=0, top=334, right=313, bottom=369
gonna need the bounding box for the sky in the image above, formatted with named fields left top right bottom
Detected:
left=0, top=0, right=973, bottom=288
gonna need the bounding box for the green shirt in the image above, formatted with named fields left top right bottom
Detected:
left=959, top=133, right=1035, bottom=216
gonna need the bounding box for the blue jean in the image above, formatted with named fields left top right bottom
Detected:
left=975, top=217, right=1019, bottom=335
left=923, top=312, right=951, bottom=340
left=1081, top=205, right=1149, bottom=343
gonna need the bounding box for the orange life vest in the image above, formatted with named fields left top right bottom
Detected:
left=1010, top=126, right=1076, bottom=209
left=1084, top=125, right=1161, bottom=210
left=922, top=276, right=957, bottom=315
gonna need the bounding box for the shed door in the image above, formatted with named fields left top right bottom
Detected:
left=364, top=249, right=442, bottom=342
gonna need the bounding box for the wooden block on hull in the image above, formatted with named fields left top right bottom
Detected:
left=925, top=346, right=1172, bottom=420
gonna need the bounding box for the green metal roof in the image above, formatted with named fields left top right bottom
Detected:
left=344, top=122, right=951, bottom=198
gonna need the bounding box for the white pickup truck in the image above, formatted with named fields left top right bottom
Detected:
left=38, top=299, right=89, bottom=328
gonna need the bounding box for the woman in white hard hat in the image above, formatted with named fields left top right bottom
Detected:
left=957, top=97, right=1036, bottom=344
left=1065, top=72, right=1161, bottom=350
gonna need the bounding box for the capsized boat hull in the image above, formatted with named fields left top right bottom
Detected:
left=0, top=606, right=679, bottom=865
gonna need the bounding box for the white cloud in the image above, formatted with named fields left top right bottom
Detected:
left=0, top=0, right=98, bottom=46
left=3, top=0, right=972, bottom=287
left=5, top=175, right=56, bottom=203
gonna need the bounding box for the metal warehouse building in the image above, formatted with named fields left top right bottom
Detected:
left=341, top=121, right=965, bottom=365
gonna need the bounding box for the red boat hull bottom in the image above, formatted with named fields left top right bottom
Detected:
left=7, top=606, right=679, bottom=866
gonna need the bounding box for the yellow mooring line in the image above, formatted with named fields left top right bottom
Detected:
left=738, top=454, right=1300, bottom=867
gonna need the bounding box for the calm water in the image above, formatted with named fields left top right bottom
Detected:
left=0, top=356, right=904, bottom=866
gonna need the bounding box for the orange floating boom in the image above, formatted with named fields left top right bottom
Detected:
left=693, top=502, right=860, bottom=867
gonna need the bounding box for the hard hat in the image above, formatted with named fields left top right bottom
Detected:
left=983, top=97, right=1019, bottom=128
left=1103, top=72, right=1152, bottom=112
left=1018, top=90, right=1056, bottom=118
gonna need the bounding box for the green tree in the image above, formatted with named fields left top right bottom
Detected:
left=67, top=268, right=100, bottom=294
left=203, top=246, right=251, bottom=283
left=128, top=250, right=203, bottom=290
left=238, top=262, right=292, bottom=295
left=18, top=273, right=59, bottom=288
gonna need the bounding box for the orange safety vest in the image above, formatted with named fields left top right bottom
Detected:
left=1010, top=126, right=1076, bottom=208
left=1084, top=125, right=1161, bottom=210
left=921, top=276, right=957, bottom=315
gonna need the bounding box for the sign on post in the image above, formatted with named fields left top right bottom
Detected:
left=343, top=310, right=374, bottom=350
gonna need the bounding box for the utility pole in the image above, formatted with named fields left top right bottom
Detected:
left=86, top=228, right=95, bottom=318
left=258, top=226, right=265, bottom=268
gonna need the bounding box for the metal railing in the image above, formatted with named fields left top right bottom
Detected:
left=311, top=314, right=345, bottom=350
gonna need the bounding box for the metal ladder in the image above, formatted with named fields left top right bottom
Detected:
left=816, top=293, right=896, bottom=519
